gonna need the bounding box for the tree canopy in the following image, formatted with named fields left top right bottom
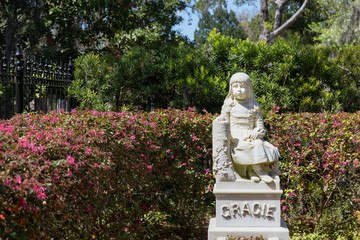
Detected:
left=310, top=0, right=360, bottom=46
left=194, top=7, right=247, bottom=45
left=0, top=0, right=190, bottom=58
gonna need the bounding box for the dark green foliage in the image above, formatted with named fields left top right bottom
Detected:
left=333, top=44, right=360, bottom=112
left=0, top=1, right=49, bottom=57
left=69, top=42, right=229, bottom=113
left=0, top=0, right=189, bottom=59
left=70, top=31, right=360, bottom=114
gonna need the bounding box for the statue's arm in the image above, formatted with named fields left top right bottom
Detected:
left=216, top=103, right=231, bottom=121
left=250, top=110, right=265, bottom=139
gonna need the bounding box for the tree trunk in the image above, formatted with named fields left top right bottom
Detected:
left=4, top=14, right=18, bottom=58
left=259, top=0, right=270, bottom=42
left=259, top=0, right=310, bottom=43
left=273, top=0, right=288, bottom=30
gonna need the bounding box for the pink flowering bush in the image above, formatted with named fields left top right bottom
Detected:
left=266, top=108, right=360, bottom=238
left=1, top=108, right=359, bottom=238
left=0, top=108, right=215, bottom=239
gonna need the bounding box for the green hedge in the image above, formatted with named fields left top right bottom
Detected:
left=266, top=108, right=360, bottom=239
left=69, top=32, right=360, bottom=115
left=0, top=108, right=215, bottom=239
left=1, top=109, right=359, bottom=239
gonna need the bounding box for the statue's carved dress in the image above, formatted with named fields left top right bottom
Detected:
left=225, top=104, right=279, bottom=166
left=213, top=72, right=280, bottom=183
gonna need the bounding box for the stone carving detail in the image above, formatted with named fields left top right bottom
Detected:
left=213, top=73, right=280, bottom=183
left=221, top=202, right=276, bottom=219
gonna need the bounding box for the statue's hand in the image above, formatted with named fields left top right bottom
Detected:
left=216, top=115, right=229, bottom=122
left=247, top=132, right=260, bottom=140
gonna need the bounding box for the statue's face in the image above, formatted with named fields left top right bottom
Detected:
left=232, top=81, right=249, bottom=101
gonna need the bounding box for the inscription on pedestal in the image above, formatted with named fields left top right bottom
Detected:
left=221, top=202, right=276, bottom=219
left=216, top=194, right=281, bottom=227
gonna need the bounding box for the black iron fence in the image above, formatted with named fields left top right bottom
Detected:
left=0, top=44, right=75, bottom=119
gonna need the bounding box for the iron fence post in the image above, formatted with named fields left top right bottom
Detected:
left=15, top=44, right=24, bottom=114
left=67, top=57, right=74, bottom=112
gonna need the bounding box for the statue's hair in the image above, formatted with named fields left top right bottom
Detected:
left=223, top=73, right=260, bottom=112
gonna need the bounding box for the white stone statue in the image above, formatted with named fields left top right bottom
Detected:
left=213, top=72, right=280, bottom=183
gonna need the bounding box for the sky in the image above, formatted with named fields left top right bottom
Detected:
left=174, top=1, right=260, bottom=41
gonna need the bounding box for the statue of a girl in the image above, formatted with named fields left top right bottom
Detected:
left=213, top=73, right=279, bottom=183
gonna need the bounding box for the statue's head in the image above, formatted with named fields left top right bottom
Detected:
left=230, top=72, right=251, bottom=86
left=226, top=72, right=255, bottom=104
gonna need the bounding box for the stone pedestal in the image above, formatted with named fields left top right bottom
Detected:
left=208, top=179, right=290, bottom=240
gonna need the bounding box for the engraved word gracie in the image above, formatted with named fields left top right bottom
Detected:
left=221, top=202, right=276, bottom=219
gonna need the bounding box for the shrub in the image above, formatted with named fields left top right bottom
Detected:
left=1, top=109, right=359, bottom=239
left=266, top=108, right=360, bottom=238
left=334, top=44, right=360, bottom=112
left=69, top=43, right=229, bottom=113
left=0, top=108, right=215, bottom=239
left=70, top=33, right=360, bottom=115
left=207, top=31, right=344, bottom=114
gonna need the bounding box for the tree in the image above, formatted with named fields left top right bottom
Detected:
left=258, top=0, right=309, bottom=42
left=0, top=0, right=49, bottom=58
left=309, top=0, right=360, bottom=46
left=0, top=0, right=189, bottom=58
left=45, top=0, right=189, bottom=56
left=194, top=7, right=247, bottom=45
left=193, top=0, right=310, bottom=43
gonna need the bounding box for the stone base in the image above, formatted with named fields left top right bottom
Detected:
left=208, top=179, right=290, bottom=240
left=208, top=218, right=290, bottom=240
left=214, top=180, right=283, bottom=227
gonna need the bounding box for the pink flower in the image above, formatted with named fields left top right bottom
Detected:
left=85, top=206, right=93, bottom=213
left=94, top=163, right=99, bottom=168
left=38, top=145, right=45, bottom=154
left=287, top=191, right=296, bottom=197
left=33, top=185, right=46, bottom=200
left=15, top=175, right=22, bottom=184
left=273, top=105, right=280, bottom=111
left=5, top=126, right=13, bottom=133
left=68, top=170, right=72, bottom=176
left=66, top=155, right=75, bottom=165
left=130, top=135, right=136, bottom=140
left=18, top=198, right=27, bottom=208
left=29, top=143, right=37, bottom=152
left=20, top=138, right=28, bottom=148
left=282, top=205, right=287, bottom=211
left=166, top=149, right=171, bottom=154
left=51, top=175, right=59, bottom=182
left=85, top=147, right=91, bottom=154
left=147, top=164, right=153, bottom=173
